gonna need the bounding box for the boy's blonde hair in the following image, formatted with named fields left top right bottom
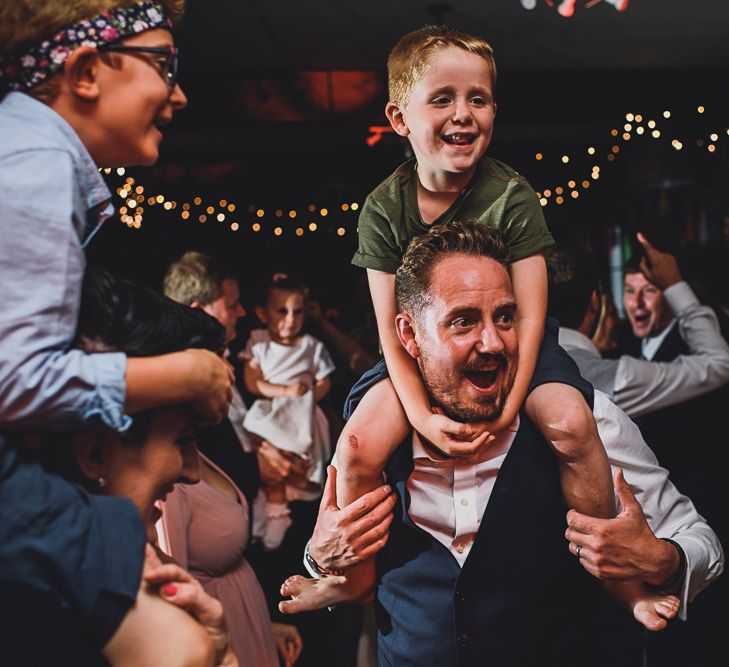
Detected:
left=0, top=0, right=184, bottom=101
left=387, top=25, right=496, bottom=107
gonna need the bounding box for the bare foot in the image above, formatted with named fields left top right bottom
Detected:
left=632, top=593, right=681, bottom=632
left=278, top=575, right=349, bottom=614
left=606, top=580, right=681, bottom=632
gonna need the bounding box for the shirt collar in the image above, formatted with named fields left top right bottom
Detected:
left=640, top=319, right=677, bottom=360
left=558, top=327, right=601, bottom=357
left=4, top=92, right=113, bottom=244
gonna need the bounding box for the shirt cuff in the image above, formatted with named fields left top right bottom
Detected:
left=82, top=352, right=132, bottom=432
left=351, top=252, right=399, bottom=274
left=671, top=536, right=697, bottom=620
left=663, top=281, right=697, bottom=317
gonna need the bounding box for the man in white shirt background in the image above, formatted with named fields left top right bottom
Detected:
left=546, top=235, right=729, bottom=418
left=547, top=234, right=729, bottom=666
left=620, top=236, right=729, bottom=666
left=292, top=222, right=722, bottom=666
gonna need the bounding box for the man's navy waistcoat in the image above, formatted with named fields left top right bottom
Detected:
left=376, top=413, right=601, bottom=667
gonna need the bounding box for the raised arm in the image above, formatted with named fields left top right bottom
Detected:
left=614, top=236, right=729, bottom=416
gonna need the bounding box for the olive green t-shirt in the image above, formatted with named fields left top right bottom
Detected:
left=352, top=156, right=554, bottom=273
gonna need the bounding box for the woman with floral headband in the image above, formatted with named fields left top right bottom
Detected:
left=0, top=1, right=233, bottom=664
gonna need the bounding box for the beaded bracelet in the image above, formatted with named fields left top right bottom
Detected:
left=304, top=541, right=344, bottom=578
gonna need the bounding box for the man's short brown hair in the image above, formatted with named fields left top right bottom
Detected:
left=0, top=0, right=184, bottom=102
left=395, top=221, right=509, bottom=319
left=163, top=251, right=221, bottom=307
left=387, top=25, right=496, bottom=107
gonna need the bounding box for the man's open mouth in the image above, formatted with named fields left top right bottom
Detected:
left=632, top=311, right=650, bottom=325
left=464, top=367, right=500, bottom=390
left=443, top=132, right=477, bottom=146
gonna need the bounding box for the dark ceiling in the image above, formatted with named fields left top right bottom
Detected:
left=178, top=0, right=729, bottom=72
left=86, top=2, right=729, bottom=304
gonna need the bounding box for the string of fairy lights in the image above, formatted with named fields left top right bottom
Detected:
left=104, top=103, right=728, bottom=236
left=531, top=105, right=725, bottom=208
left=103, top=168, right=361, bottom=236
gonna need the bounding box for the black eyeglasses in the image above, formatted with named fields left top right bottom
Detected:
left=99, top=45, right=179, bottom=90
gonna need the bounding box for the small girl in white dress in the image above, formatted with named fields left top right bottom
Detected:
left=242, top=275, right=335, bottom=550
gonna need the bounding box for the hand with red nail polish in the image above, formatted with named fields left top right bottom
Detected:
left=161, top=583, right=177, bottom=597
left=144, top=555, right=237, bottom=666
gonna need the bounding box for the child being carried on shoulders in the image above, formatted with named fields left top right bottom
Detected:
left=243, top=275, right=336, bottom=550
left=279, top=25, right=679, bottom=632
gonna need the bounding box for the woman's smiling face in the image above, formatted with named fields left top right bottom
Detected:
left=99, top=406, right=200, bottom=530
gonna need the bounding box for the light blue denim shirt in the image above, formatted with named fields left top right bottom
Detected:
left=0, top=92, right=130, bottom=431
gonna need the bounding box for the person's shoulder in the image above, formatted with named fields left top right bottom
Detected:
left=0, top=96, right=72, bottom=158
left=480, top=156, right=531, bottom=188
left=366, top=157, right=416, bottom=204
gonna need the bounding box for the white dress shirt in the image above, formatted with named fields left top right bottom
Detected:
left=405, top=391, right=723, bottom=618
left=407, top=420, right=519, bottom=566
left=558, top=281, right=729, bottom=417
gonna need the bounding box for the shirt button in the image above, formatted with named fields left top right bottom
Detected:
left=456, top=543, right=465, bottom=553
left=460, top=498, right=469, bottom=506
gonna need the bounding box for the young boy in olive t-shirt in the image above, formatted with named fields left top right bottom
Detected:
left=279, top=26, right=680, bottom=631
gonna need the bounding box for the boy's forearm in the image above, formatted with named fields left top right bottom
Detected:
left=126, top=351, right=232, bottom=423
left=381, top=332, right=433, bottom=431
left=505, top=254, right=548, bottom=426
left=125, top=354, right=196, bottom=414
left=368, top=268, right=433, bottom=431
left=503, top=313, right=544, bottom=425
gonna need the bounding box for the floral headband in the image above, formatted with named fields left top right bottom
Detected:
left=0, top=1, right=172, bottom=92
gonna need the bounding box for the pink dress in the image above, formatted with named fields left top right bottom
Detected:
left=162, top=455, right=279, bottom=667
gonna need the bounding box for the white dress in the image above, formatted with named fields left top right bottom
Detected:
left=242, top=329, right=335, bottom=500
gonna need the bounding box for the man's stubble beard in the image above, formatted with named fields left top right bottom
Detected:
left=418, top=349, right=517, bottom=424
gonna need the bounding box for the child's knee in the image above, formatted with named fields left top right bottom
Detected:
left=530, top=387, right=598, bottom=457
left=335, top=426, right=379, bottom=482
left=560, top=400, right=597, bottom=442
